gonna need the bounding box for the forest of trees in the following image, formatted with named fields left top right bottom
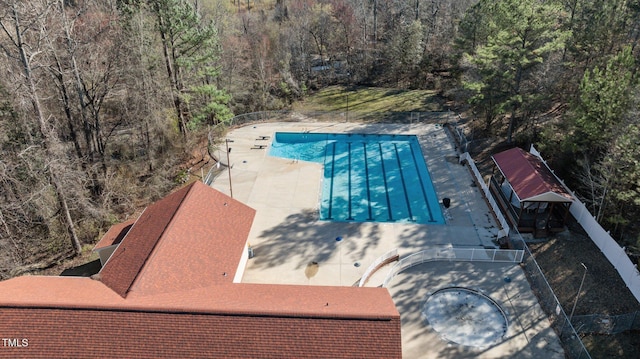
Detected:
left=0, top=0, right=639, bottom=277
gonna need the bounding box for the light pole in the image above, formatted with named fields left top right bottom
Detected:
left=569, top=262, right=588, bottom=322
left=225, top=139, right=234, bottom=198
left=336, top=236, right=343, bottom=285
left=346, top=92, right=349, bottom=122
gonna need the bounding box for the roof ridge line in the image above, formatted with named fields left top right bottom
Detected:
left=526, top=151, right=556, bottom=194
left=0, top=303, right=399, bottom=321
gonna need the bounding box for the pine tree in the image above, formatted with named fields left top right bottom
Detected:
left=119, top=0, right=232, bottom=135
left=460, top=0, right=569, bottom=142
left=568, top=46, right=638, bottom=238
left=570, top=46, right=636, bottom=156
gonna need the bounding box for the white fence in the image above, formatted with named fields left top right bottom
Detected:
left=529, top=145, right=640, bottom=303
left=382, top=246, right=524, bottom=287
left=358, top=248, right=399, bottom=287
left=459, top=152, right=510, bottom=238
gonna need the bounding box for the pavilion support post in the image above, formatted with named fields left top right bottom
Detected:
left=517, top=204, right=524, bottom=228
left=563, top=203, right=571, bottom=226
left=547, top=202, right=555, bottom=228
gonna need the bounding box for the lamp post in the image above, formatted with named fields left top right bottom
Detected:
left=569, top=262, right=588, bottom=322
left=346, top=92, right=349, bottom=122
left=336, top=236, right=343, bottom=285
left=225, top=139, right=234, bottom=198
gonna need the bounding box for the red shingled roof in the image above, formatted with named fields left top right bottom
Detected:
left=0, top=307, right=400, bottom=358
left=99, top=181, right=256, bottom=297
left=492, top=147, right=573, bottom=203
left=0, top=182, right=402, bottom=358
left=93, top=218, right=135, bottom=250
left=0, top=276, right=400, bottom=358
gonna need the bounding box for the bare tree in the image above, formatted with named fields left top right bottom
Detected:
left=0, top=0, right=82, bottom=254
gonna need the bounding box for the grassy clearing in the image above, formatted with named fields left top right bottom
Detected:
left=293, top=86, right=444, bottom=121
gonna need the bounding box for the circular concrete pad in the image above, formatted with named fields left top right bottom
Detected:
left=423, top=287, right=508, bottom=348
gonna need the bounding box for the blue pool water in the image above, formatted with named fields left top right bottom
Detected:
left=269, top=132, right=445, bottom=224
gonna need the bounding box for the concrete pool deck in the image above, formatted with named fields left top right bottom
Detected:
left=211, top=121, right=500, bottom=286
left=208, top=119, right=563, bottom=358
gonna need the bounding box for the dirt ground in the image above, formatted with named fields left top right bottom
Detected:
left=528, top=223, right=640, bottom=358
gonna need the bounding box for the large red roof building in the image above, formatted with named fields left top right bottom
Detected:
left=0, top=181, right=401, bottom=358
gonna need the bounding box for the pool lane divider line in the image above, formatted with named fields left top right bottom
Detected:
left=363, top=142, right=373, bottom=221
left=409, top=142, right=435, bottom=222
left=394, top=143, right=414, bottom=222
left=378, top=143, right=393, bottom=221
left=327, top=141, right=336, bottom=220
left=347, top=142, right=353, bottom=220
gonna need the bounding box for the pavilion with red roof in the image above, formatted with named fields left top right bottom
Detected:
left=0, top=181, right=401, bottom=358
left=489, top=147, right=574, bottom=237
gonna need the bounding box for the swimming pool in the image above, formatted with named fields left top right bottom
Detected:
left=269, top=132, right=445, bottom=224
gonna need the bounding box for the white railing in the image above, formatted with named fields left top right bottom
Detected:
left=460, top=152, right=510, bottom=238
left=357, top=248, right=399, bottom=287
left=203, top=162, right=225, bottom=185
left=529, top=145, right=640, bottom=303
left=382, top=247, right=524, bottom=287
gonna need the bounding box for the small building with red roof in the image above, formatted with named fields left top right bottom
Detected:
left=0, top=181, right=401, bottom=358
left=489, top=147, right=574, bottom=237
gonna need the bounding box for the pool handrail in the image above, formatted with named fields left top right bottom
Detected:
left=382, top=246, right=525, bottom=288
left=358, top=248, right=400, bottom=287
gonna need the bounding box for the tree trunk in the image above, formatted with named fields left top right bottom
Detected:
left=507, top=112, right=515, bottom=143
left=155, top=8, right=188, bottom=137
left=62, top=6, right=95, bottom=164
left=50, top=172, right=82, bottom=254
left=373, top=0, right=378, bottom=44
left=51, top=56, right=85, bottom=162
left=5, top=1, right=83, bottom=255
left=507, top=34, right=526, bottom=143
